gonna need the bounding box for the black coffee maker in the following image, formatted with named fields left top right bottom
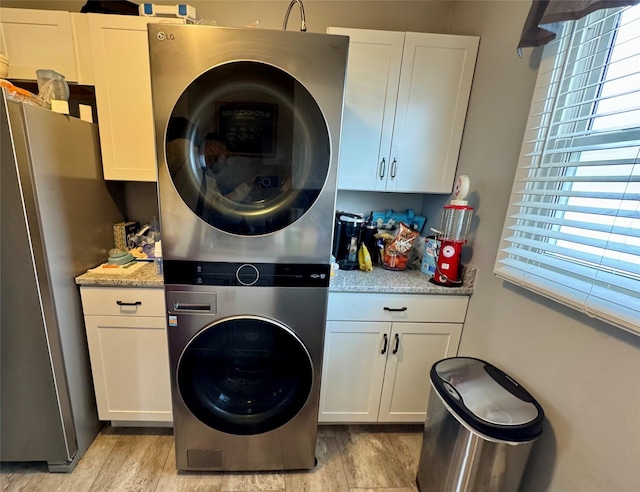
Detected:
left=332, top=212, right=365, bottom=270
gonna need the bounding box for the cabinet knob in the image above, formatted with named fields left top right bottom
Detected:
left=390, top=158, right=397, bottom=179
left=379, top=158, right=386, bottom=179
left=381, top=333, right=388, bottom=354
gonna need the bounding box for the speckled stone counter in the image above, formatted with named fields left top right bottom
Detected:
left=75, top=262, right=164, bottom=288
left=75, top=260, right=475, bottom=295
left=329, top=265, right=476, bottom=295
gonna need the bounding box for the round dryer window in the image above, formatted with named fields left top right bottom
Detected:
left=164, top=61, right=331, bottom=236
left=177, top=316, right=313, bottom=435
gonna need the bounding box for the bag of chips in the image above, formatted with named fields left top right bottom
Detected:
left=382, top=222, right=420, bottom=271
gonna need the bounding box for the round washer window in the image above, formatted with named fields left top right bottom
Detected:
left=177, top=316, right=313, bottom=435
left=165, top=61, right=330, bottom=236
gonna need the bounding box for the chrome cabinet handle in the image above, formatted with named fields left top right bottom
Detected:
left=384, top=307, right=407, bottom=312
left=392, top=333, right=400, bottom=354
left=381, top=333, right=388, bottom=354
left=379, top=158, right=386, bottom=179
left=116, top=300, right=141, bottom=306
left=390, top=158, right=397, bottom=178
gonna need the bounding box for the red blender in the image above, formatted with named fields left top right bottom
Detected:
left=431, top=175, right=473, bottom=286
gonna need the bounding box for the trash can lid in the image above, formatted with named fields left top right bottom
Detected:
left=431, top=357, right=544, bottom=442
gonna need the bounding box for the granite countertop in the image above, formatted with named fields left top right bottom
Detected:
left=76, top=261, right=476, bottom=295
left=330, top=265, right=475, bottom=295
left=75, top=261, right=164, bottom=288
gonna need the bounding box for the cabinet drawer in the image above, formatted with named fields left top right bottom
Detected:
left=80, top=287, right=165, bottom=317
left=327, top=293, right=468, bottom=323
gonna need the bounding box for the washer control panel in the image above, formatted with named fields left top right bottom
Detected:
left=164, top=261, right=330, bottom=287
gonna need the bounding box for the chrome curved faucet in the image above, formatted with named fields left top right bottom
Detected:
left=282, top=0, right=307, bottom=32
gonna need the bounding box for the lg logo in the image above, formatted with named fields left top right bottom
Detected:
left=156, top=32, right=176, bottom=41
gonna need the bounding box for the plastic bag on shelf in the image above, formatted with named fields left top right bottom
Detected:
left=0, top=79, right=48, bottom=108
left=36, top=69, right=69, bottom=104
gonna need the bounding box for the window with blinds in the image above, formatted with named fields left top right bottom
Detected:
left=495, top=5, right=640, bottom=335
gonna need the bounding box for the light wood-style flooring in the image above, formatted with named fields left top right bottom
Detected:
left=1, top=424, right=424, bottom=492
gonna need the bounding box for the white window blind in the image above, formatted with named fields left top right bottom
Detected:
left=495, top=5, right=640, bottom=335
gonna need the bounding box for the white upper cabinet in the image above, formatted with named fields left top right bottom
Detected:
left=87, top=14, right=183, bottom=181
left=327, top=28, right=404, bottom=192
left=69, top=13, right=94, bottom=85
left=328, top=27, right=479, bottom=194
left=0, top=8, right=80, bottom=82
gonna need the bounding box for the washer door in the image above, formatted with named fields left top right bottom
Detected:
left=165, top=60, right=330, bottom=236
left=177, top=316, right=313, bottom=435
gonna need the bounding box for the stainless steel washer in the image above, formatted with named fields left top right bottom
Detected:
left=165, top=262, right=329, bottom=471
left=149, top=25, right=347, bottom=472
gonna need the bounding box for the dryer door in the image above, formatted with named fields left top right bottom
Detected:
left=165, top=61, right=330, bottom=236
left=177, top=316, right=313, bottom=435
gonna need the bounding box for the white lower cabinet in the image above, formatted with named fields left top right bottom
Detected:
left=80, top=287, right=172, bottom=423
left=319, top=293, right=467, bottom=423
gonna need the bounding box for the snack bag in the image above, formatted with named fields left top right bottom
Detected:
left=375, top=230, right=395, bottom=267
left=382, top=223, right=420, bottom=271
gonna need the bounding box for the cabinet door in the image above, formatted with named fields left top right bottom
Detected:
left=0, top=8, right=78, bottom=81
left=377, top=322, right=462, bottom=423
left=318, top=321, right=391, bottom=423
left=389, top=33, right=478, bottom=193
left=84, top=315, right=172, bottom=422
left=327, top=27, right=404, bottom=191
left=70, top=13, right=94, bottom=85
left=88, top=14, right=183, bottom=181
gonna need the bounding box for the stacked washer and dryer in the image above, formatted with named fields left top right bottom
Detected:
left=148, top=24, right=348, bottom=471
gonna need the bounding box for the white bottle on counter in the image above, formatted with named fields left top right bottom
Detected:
left=154, top=240, right=163, bottom=276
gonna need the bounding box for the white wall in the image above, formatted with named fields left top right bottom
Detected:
left=0, top=0, right=453, bottom=33
left=335, top=190, right=424, bottom=219
left=450, top=2, right=640, bottom=491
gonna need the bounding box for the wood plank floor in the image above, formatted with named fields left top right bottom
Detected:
left=1, top=424, right=423, bottom=492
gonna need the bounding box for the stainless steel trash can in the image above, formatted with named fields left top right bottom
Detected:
left=416, top=357, right=544, bottom=492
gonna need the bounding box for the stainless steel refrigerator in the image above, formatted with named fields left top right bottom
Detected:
left=0, top=89, right=124, bottom=472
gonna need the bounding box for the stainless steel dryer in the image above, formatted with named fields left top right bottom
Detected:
left=148, top=25, right=348, bottom=264
left=165, top=263, right=328, bottom=471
